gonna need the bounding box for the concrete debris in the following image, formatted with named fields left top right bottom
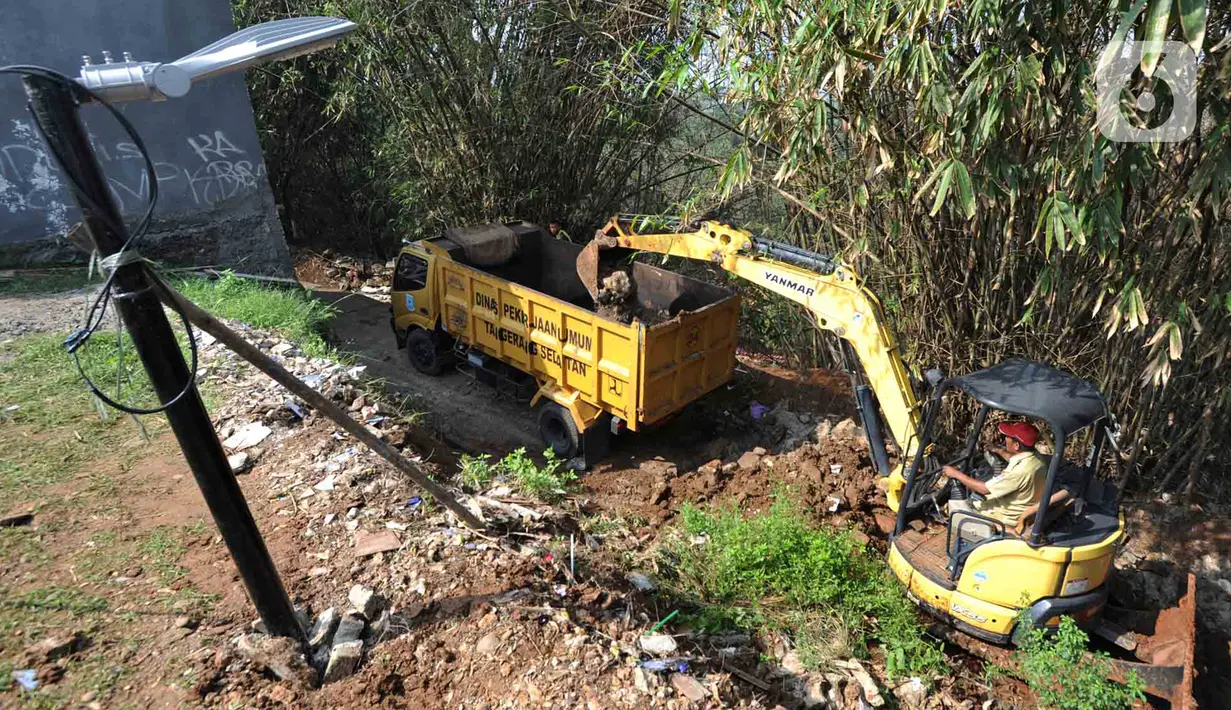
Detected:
left=235, top=633, right=316, bottom=688
left=307, top=607, right=339, bottom=651
left=771, top=404, right=816, bottom=450
left=322, top=640, right=363, bottom=683
left=830, top=418, right=866, bottom=443
left=227, top=452, right=250, bottom=474
left=670, top=673, right=709, bottom=702
left=780, top=650, right=807, bottom=676
left=476, top=632, right=501, bottom=657
left=633, top=666, right=653, bottom=693
left=334, top=611, right=366, bottom=645
left=638, top=634, right=678, bottom=656
left=314, top=475, right=336, bottom=492
left=892, top=676, right=928, bottom=709
left=353, top=529, right=401, bottom=557
left=270, top=341, right=295, bottom=356
left=23, top=631, right=86, bottom=664
left=223, top=422, right=272, bottom=450
left=347, top=585, right=382, bottom=618
left=833, top=658, right=884, bottom=707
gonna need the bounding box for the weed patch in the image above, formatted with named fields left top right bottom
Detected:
left=459, top=453, right=496, bottom=489
left=457, top=448, right=578, bottom=501
left=173, top=272, right=337, bottom=357
left=503, top=448, right=576, bottom=500
left=660, top=497, right=943, bottom=679
left=1015, top=615, right=1144, bottom=709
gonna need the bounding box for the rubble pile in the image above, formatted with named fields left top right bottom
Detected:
left=296, top=251, right=393, bottom=301
left=173, top=324, right=986, bottom=707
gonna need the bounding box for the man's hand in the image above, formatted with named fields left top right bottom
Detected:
left=941, top=465, right=990, bottom=496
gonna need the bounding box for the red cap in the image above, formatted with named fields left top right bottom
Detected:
left=998, top=421, right=1039, bottom=447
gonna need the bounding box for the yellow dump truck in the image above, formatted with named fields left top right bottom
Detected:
left=390, top=221, right=739, bottom=462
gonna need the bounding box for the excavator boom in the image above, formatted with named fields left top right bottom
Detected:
left=579, top=217, right=922, bottom=502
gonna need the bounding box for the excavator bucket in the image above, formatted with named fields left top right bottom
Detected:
left=576, top=234, right=620, bottom=302
left=576, top=238, right=603, bottom=301
left=930, top=573, right=1197, bottom=708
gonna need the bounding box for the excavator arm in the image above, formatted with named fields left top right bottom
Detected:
left=580, top=217, right=922, bottom=510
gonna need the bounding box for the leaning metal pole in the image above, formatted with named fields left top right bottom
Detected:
left=23, top=76, right=306, bottom=646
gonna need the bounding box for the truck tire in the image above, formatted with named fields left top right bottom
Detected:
left=406, top=328, right=446, bottom=375
left=538, top=403, right=581, bottom=459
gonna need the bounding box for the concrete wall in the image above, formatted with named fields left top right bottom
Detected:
left=0, top=0, right=292, bottom=276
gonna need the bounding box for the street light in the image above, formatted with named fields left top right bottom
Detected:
left=16, top=16, right=356, bottom=649
left=77, top=16, right=356, bottom=102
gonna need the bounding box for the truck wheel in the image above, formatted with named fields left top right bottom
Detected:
left=538, top=403, right=581, bottom=459
left=406, top=328, right=446, bottom=375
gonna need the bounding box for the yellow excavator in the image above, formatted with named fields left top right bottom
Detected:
left=578, top=216, right=1196, bottom=707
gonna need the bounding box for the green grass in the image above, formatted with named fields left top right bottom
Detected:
left=3, top=587, right=109, bottom=616
left=0, top=269, right=96, bottom=295
left=661, top=496, right=944, bottom=680
left=173, top=272, right=337, bottom=357
left=1015, top=616, right=1145, bottom=709
left=0, top=334, right=169, bottom=500
left=138, top=526, right=191, bottom=583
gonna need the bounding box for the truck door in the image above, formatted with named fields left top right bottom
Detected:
left=392, top=250, right=438, bottom=331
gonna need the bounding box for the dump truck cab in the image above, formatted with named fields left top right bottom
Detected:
left=888, top=359, right=1124, bottom=644
left=391, top=241, right=443, bottom=338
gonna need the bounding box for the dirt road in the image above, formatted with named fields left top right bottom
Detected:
left=318, top=291, right=543, bottom=455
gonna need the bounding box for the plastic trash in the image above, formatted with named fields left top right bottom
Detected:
left=639, top=658, right=690, bottom=673
left=639, top=633, right=679, bottom=655
left=12, top=669, right=37, bottom=691
left=626, top=572, right=657, bottom=591
left=749, top=400, right=770, bottom=420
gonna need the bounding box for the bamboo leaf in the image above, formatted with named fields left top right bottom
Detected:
left=1177, top=0, right=1207, bottom=51
left=952, top=160, right=975, bottom=219
left=1169, top=326, right=1183, bottom=360
left=913, top=161, right=946, bottom=205
left=1140, top=0, right=1173, bottom=77
left=930, top=161, right=956, bottom=217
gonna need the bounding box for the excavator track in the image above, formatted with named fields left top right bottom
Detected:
left=929, top=573, right=1196, bottom=708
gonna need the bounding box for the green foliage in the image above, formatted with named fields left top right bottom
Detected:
left=235, top=0, right=691, bottom=254
left=665, top=498, right=943, bottom=678
left=459, top=453, right=496, bottom=490
left=500, top=447, right=577, bottom=501
left=612, top=0, right=1231, bottom=487
left=1015, top=616, right=1145, bottom=710
left=173, top=273, right=336, bottom=357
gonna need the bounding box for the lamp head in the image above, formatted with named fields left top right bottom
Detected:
left=77, top=16, right=355, bottom=103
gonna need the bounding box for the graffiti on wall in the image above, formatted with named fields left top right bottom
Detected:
left=0, top=121, right=265, bottom=234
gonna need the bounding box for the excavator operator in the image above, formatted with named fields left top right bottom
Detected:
left=942, top=421, right=1047, bottom=530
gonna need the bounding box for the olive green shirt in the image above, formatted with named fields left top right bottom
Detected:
left=973, top=451, right=1047, bottom=525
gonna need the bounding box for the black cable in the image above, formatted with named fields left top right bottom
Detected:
left=0, top=64, right=198, bottom=414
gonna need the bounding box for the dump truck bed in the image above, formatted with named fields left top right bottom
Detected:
left=430, top=224, right=739, bottom=430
